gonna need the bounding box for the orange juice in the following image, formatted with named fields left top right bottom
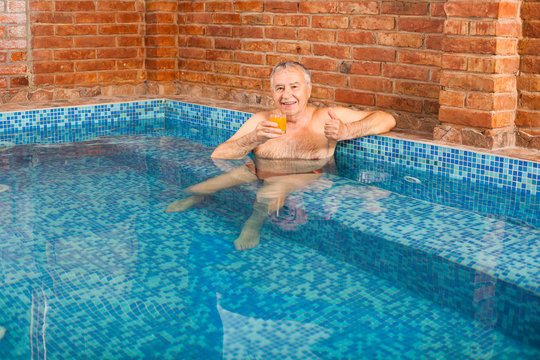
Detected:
left=270, top=114, right=286, bottom=132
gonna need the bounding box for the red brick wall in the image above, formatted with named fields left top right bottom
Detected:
left=177, top=0, right=446, bottom=134
left=29, top=0, right=145, bottom=93
left=0, top=0, right=28, bottom=101
left=517, top=0, right=540, bottom=149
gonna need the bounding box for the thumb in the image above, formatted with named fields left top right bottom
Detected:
left=327, top=107, right=339, bottom=121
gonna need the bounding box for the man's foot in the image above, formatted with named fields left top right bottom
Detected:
left=234, top=226, right=261, bottom=251
left=165, top=195, right=204, bottom=213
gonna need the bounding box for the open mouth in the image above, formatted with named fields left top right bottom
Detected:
left=281, top=100, right=297, bottom=106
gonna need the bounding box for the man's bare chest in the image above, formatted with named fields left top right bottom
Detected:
left=253, top=131, right=332, bottom=159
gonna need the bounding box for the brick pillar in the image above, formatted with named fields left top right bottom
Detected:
left=517, top=0, right=540, bottom=150
left=0, top=0, right=28, bottom=102
left=436, top=0, right=521, bottom=149
left=145, top=0, right=178, bottom=93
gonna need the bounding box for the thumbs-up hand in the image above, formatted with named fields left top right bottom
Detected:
left=324, top=108, right=348, bottom=141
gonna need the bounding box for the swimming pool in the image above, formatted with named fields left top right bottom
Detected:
left=0, top=100, right=539, bottom=359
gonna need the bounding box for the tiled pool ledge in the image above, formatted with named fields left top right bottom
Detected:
left=1, top=98, right=537, bottom=195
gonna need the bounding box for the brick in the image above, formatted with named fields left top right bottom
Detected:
left=521, top=56, right=540, bottom=74
left=439, top=107, right=512, bottom=128
left=465, top=92, right=516, bottom=111
left=31, top=13, right=73, bottom=24
left=351, top=16, right=395, bottom=30
left=398, top=18, right=444, bottom=33
left=10, top=77, right=29, bottom=88
left=8, top=26, right=26, bottom=38
left=235, top=51, right=264, bottom=64
left=10, top=51, right=27, bottom=62
left=275, top=15, right=310, bottom=27
left=431, top=3, right=446, bottom=17
left=266, top=54, right=299, bottom=66
left=100, top=24, right=139, bottom=35
left=215, top=38, right=241, bottom=50
left=205, top=49, right=232, bottom=61
left=55, top=1, right=95, bottom=11
left=524, top=21, right=540, bottom=38
left=30, top=1, right=52, bottom=11
left=312, top=15, right=349, bottom=29
left=468, top=56, right=519, bottom=74
left=350, top=76, right=392, bottom=92
left=0, top=64, right=27, bottom=75
left=146, top=13, right=175, bottom=24
left=147, top=24, right=178, bottom=35
left=74, top=36, right=115, bottom=48
left=381, top=1, right=428, bottom=15
left=55, top=72, right=97, bottom=85
left=206, top=73, right=231, bottom=86
left=56, top=25, right=97, bottom=36
left=117, top=59, right=143, bottom=70
left=187, top=36, right=213, bottom=48
left=186, top=13, right=212, bottom=24
left=31, top=24, right=54, bottom=36
left=301, top=57, right=337, bottom=71
left=75, top=13, right=115, bottom=24
left=206, top=1, right=233, bottom=12
left=338, top=1, right=379, bottom=15
left=180, top=70, right=205, bottom=83
left=498, top=1, right=520, bottom=18
left=265, top=27, right=296, bottom=40
left=97, top=1, right=136, bottom=11
left=32, top=50, right=53, bottom=61
left=444, top=19, right=469, bottom=35
left=276, top=42, right=311, bottom=55
left=353, top=47, right=395, bottom=62
left=32, top=74, right=54, bottom=85
left=32, top=37, right=73, bottom=49
left=231, top=77, right=263, bottom=90
left=337, top=30, right=375, bottom=45
left=54, top=49, right=95, bottom=60
left=395, top=81, right=440, bottom=99
left=178, top=1, right=203, bottom=12
left=242, top=14, right=273, bottom=25
left=117, top=13, right=143, bottom=23
left=146, top=48, right=178, bottom=58
left=444, top=1, right=499, bottom=18
left=299, top=29, right=336, bottom=43
left=0, top=39, right=26, bottom=49
left=148, top=70, right=177, bottom=81
left=311, top=85, right=333, bottom=100
left=97, top=48, right=139, bottom=59
left=349, top=62, right=380, bottom=75
left=208, top=25, right=232, bottom=37
left=516, top=110, right=540, bottom=127
left=299, top=1, right=337, bottom=13
left=518, top=75, right=540, bottom=92
left=425, top=35, right=445, bottom=51
left=443, top=37, right=497, bottom=54
left=442, top=72, right=515, bottom=92
left=520, top=93, right=540, bottom=111
left=214, top=62, right=240, bottom=74
left=522, top=2, right=540, bottom=21
left=234, top=1, right=264, bottom=12
left=242, top=40, right=274, bottom=52
left=179, top=25, right=205, bottom=35
left=9, top=1, right=26, bottom=13
left=312, top=44, right=351, bottom=59
left=241, top=65, right=272, bottom=78
left=519, top=39, right=540, bottom=56
left=233, top=26, right=263, bottom=38
left=335, top=89, right=375, bottom=105
left=378, top=33, right=423, bottom=48
left=146, top=58, right=176, bottom=70
left=0, top=13, right=26, bottom=24
left=441, top=54, right=468, bottom=70
left=145, top=35, right=176, bottom=47
left=439, top=90, right=465, bottom=107
left=214, top=13, right=242, bottom=25
left=312, top=72, right=348, bottom=87
left=265, top=1, right=298, bottom=13
left=75, top=60, right=115, bottom=72
left=99, top=70, right=141, bottom=82
left=377, top=94, right=423, bottom=112
left=118, top=36, right=143, bottom=47
left=33, top=62, right=73, bottom=74
left=383, top=64, right=429, bottom=81
left=398, top=50, right=441, bottom=67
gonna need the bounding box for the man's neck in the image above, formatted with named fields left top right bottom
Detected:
left=286, top=106, right=313, bottom=127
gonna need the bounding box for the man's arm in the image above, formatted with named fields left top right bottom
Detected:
left=211, top=112, right=283, bottom=159
left=324, top=107, right=396, bottom=141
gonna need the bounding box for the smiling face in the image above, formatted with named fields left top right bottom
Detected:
left=271, top=66, right=312, bottom=118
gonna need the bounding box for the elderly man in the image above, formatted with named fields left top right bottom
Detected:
left=167, top=61, right=396, bottom=250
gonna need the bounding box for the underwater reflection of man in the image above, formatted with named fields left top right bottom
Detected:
left=167, top=61, right=396, bottom=250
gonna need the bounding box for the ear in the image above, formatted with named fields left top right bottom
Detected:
left=307, top=82, right=312, bottom=98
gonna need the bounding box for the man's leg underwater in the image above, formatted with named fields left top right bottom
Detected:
left=234, top=173, right=321, bottom=250
left=166, top=165, right=258, bottom=213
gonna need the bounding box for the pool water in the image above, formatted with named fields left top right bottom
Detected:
left=0, top=132, right=539, bottom=359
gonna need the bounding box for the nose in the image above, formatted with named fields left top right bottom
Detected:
left=283, top=86, right=292, bottom=97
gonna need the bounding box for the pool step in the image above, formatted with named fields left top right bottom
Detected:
left=107, top=136, right=540, bottom=348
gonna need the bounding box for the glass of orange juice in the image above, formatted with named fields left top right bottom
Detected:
left=270, top=111, right=286, bottom=133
